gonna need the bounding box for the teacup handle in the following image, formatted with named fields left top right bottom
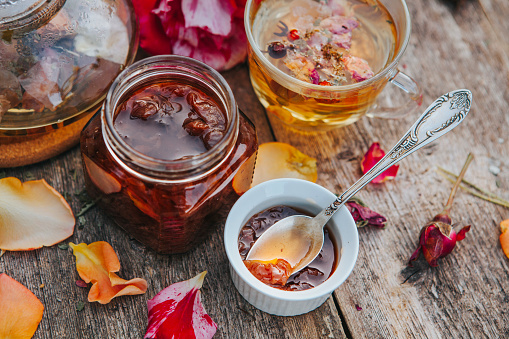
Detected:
left=366, top=69, right=423, bottom=119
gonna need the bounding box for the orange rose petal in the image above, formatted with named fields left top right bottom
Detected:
left=0, top=177, right=75, bottom=251
left=500, top=219, right=509, bottom=233
left=250, top=142, right=317, bottom=188
left=0, top=273, right=44, bottom=339
left=69, top=241, right=147, bottom=304
left=500, top=219, right=509, bottom=259
left=87, top=272, right=147, bottom=304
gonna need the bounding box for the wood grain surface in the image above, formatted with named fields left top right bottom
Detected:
left=1, top=0, right=508, bottom=338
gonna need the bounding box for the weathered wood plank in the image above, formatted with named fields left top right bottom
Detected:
left=2, top=0, right=509, bottom=337
left=262, top=0, right=509, bottom=338
left=0, top=65, right=347, bottom=338
left=478, top=0, right=509, bottom=67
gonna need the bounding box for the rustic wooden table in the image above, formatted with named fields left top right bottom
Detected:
left=2, top=0, right=509, bottom=337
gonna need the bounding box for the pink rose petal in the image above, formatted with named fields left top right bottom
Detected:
left=182, top=0, right=235, bottom=36
left=133, top=0, right=247, bottom=71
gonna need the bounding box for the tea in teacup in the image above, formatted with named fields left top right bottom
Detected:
left=245, top=0, right=421, bottom=130
left=259, top=0, right=395, bottom=85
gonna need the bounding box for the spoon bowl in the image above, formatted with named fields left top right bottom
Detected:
left=246, top=215, right=323, bottom=272
left=247, top=89, right=472, bottom=275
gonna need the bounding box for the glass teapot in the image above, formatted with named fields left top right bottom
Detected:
left=0, top=0, right=138, bottom=167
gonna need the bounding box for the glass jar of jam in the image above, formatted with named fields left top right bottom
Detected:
left=80, top=56, right=258, bottom=254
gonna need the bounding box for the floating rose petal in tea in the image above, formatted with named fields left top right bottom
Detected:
left=69, top=241, right=147, bottom=304
left=361, top=143, right=399, bottom=184
left=0, top=177, right=75, bottom=251
left=0, top=273, right=44, bottom=339
left=145, top=271, right=217, bottom=339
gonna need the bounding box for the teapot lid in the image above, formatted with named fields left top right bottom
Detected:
left=0, top=0, right=65, bottom=34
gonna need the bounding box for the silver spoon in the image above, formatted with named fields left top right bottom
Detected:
left=246, top=89, right=472, bottom=275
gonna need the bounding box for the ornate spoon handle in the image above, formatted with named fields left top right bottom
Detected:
left=316, top=89, right=472, bottom=224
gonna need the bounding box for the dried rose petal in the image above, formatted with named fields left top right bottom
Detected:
left=76, top=280, right=88, bottom=288
left=70, top=241, right=147, bottom=304
left=409, top=154, right=473, bottom=267
left=343, top=55, right=374, bottom=82
left=361, top=143, right=399, bottom=184
left=18, top=48, right=71, bottom=111
left=0, top=177, right=75, bottom=251
left=145, top=271, right=217, bottom=339
left=248, top=142, right=317, bottom=188
left=346, top=198, right=387, bottom=228
left=0, top=273, right=44, bottom=339
left=409, top=223, right=470, bottom=267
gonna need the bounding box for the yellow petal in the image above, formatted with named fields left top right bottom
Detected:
left=232, top=152, right=258, bottom=195
left=250, top=142, right=317, bottom=187
left=0, top=273, right=44, bottom=339
left=0, top=177, right=75, bottom=251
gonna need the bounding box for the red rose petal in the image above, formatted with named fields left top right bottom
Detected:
left=76, top=280, right=88, bottom=288
left=361, top=142, right=399, bottom=184
left=132, top=0, right=173, bottom=55
left=145, top=271, right=217, bottom=339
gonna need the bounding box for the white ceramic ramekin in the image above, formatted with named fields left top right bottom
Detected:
left=224, top=178, right=359, bottom=316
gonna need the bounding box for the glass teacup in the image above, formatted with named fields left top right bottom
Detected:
left=245, top=0, right=422, bottom=131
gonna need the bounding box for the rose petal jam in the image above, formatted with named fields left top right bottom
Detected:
left=239, top=205, right=337, bottom=291
left=114, top=84, right=227, bottom=160
left=80, top=56, right=258, bottom=254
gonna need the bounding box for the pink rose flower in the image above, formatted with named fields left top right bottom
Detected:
left=132, top=0, right=248, bottom=71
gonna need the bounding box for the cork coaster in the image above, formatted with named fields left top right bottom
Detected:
left=0, top=116, right=91, bottom=168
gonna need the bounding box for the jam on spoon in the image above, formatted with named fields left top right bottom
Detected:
left=239, top=205, right=337, bottom=290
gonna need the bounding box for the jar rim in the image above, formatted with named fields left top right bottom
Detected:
left=102, top=55, right=239, bottom=181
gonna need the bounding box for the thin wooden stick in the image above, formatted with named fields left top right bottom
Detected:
left=436, top=168, right=509, bottom=208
